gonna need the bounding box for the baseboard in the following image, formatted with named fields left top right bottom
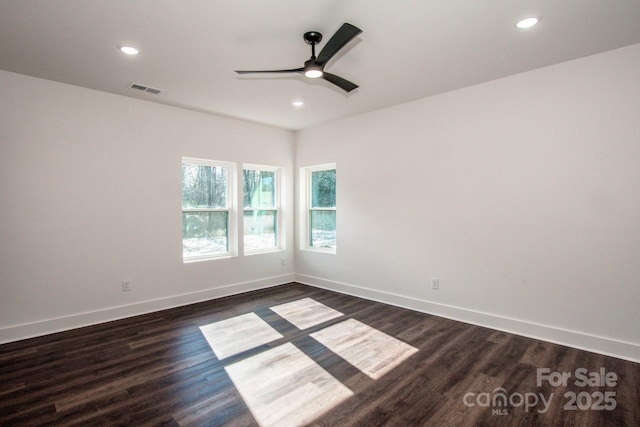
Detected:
left=0, top=273, right=296, bottom=345
left=296, top=274, right=640, bottom=363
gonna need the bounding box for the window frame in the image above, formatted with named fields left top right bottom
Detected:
left=242, top=164, right=283, bottom=255
left=181, top=157, right=237, bottom=262
left=300, top=163, right=337, bottom=254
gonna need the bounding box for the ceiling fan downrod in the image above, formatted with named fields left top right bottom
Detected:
left=303, top=31, right=323, bottom=60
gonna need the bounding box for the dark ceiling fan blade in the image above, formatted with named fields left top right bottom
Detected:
left=235, top=68, right=303, bottom=74
left=316, top=23, right=362, bottom=66
left=322, top=72, right=358, bottom=93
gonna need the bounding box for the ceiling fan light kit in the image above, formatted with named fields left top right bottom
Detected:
left=235, top=23, right=362, bottom=93
left=304, top=67, right=323, bottom=79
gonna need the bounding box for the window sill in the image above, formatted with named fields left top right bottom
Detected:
left=183, top=254, right=237, bottom=263
left=244, top=247, right=284, bottom=256
left=301, top=246, right=336, bottom=255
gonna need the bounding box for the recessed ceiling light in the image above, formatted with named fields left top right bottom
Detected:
left=119, top=45, right=140, bottom=55
left=516, top=17, right=539, bottom=29
left=292, top=100, right=304, bottom=107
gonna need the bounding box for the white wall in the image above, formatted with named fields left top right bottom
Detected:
left=2, top=44, right=639, bottom=361
left=0, top=70, right=295, bottom=341
left=295, top=44, right=640, bottom=361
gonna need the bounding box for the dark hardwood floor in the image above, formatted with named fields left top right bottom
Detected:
left=1, top=283, right=638, bottom=426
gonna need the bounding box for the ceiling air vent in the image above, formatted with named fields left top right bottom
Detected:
left=129, top=83, right=162, bottom=95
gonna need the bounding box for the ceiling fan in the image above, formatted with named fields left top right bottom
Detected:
left=235, top=23, right=363, bottom=93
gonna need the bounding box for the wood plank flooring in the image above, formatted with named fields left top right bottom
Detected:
left=1, top=283, right=638, bottom=426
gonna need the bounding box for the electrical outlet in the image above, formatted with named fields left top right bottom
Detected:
left=281, top=258, right=286, bottom=267
left=431, top=278, right=439, bottom=290
left=122, top=280, right=131, bottom=292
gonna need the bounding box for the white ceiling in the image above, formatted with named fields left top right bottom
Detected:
left=1, top=0, right=640, bottom=130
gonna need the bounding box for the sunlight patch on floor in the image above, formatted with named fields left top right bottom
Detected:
left=311, top=318, right=419, bottom=379
left=225, top=342, right=353, bottom=427
left=199, top=298, right=418, bottom=425
left=270, top=297, right=343, bottom=330
left=199, top=312, right=283, bottom=360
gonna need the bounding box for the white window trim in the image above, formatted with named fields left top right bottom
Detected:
left=182, top=157, right=237, bottom=262
left=300, top=163, right=336, bottom=254
left=242, top=164, right=284, bottom=255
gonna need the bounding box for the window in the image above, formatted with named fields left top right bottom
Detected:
left=182, top=158, right=236, bottom=261
left=243, top=165, right=282, bottom=253
left=301, top=164, right=336, bottom=252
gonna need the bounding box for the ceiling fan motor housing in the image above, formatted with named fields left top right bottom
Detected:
left=304, top=31, right=323, bottom=45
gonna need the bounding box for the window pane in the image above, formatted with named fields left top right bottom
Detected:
left=243, top=170, right=275, bottom=208
left=182, top=211, right=228, bottom=257
left=310, top=210, right=336, bottom=249
left=311, top=169, right=336, bottom=208
left=182, top=163, right=227, bottom=208
left=244, top=210, right=277, bottom=251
